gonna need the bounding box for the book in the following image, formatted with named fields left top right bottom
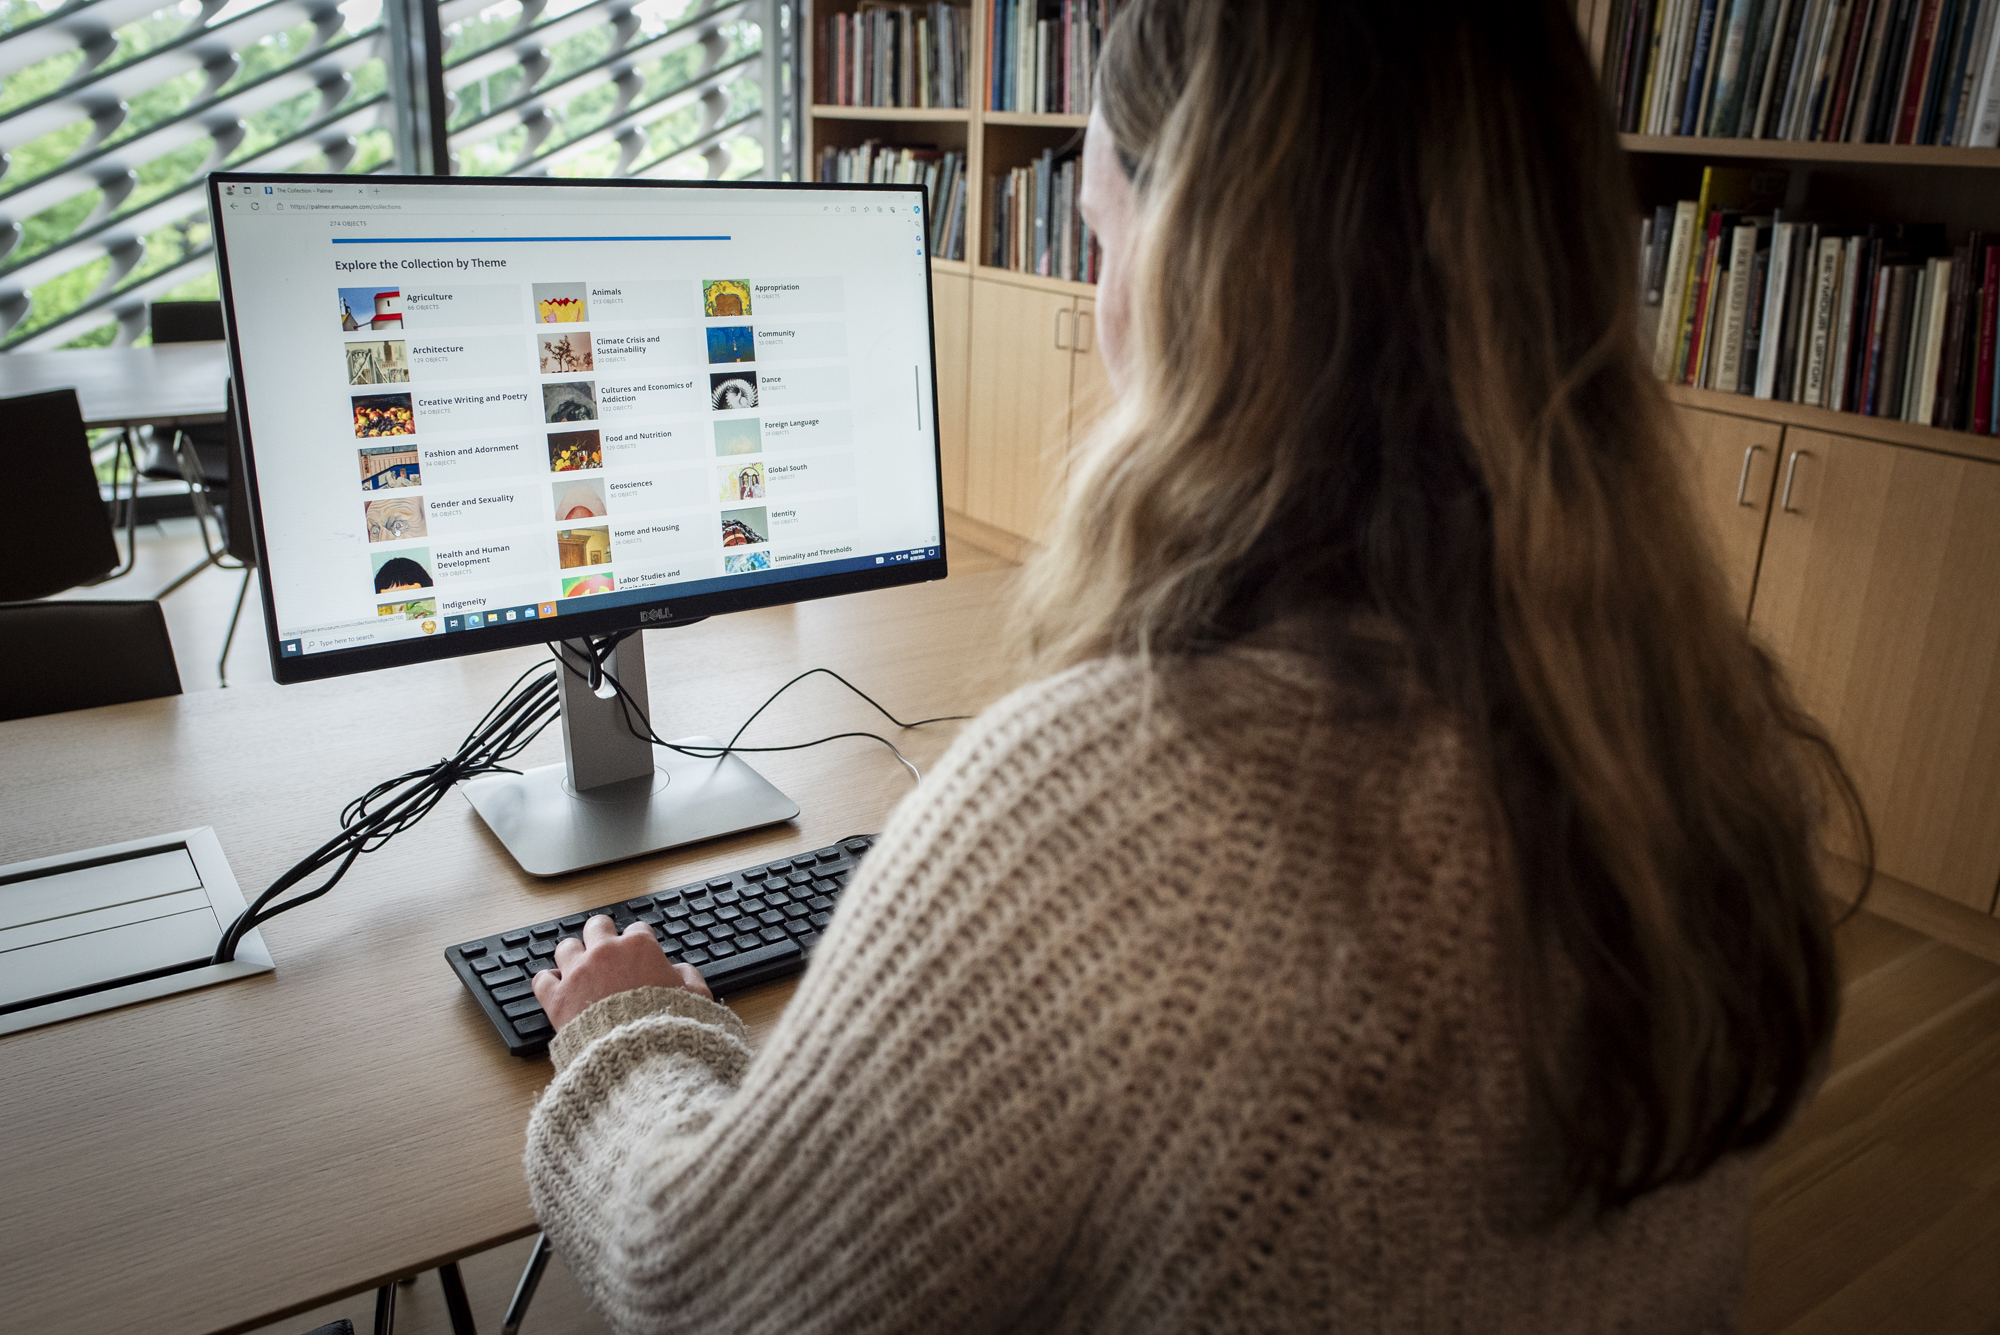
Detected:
left=1936, top=236, right=1976, bottom=424
left=1804, top=233, right=1846, bottom=403
left=1709, top=0, right=1766, bottom=130
left=1880, top=264, right=1918, bottom=413
left=1785, top=224, right=1821, bottom=396
left=1846, top=0, right=1900, bottom=137
left=1938, top=0, right=1989, bottom=139
left=1970, top=0, right=2000, bottom=140
left=1826, top=0, right=1881, bottom=137
left=1894, top=0, right=1945, bottom=142
left=1830, top=235, right=1866, bottom=408
left=1684, top=212, right=1730, bottom=381
left=1975, top=245, right=1999, bottom=430
left=1775, top=0, right=1829, bottom=133
left=1719, top=221, right=1763, bottom=389
left=1655, top=202, right=1704, bottom=377
left=1684, top=0, right=1726, bottom=131
left=1914, top=257, right=1953, bottom=420
left=1916, top=0, right=1966, bottom=139
left=1744, top=227, right=1778, bottom=380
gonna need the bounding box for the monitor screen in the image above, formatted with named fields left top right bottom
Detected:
left=209, top=172, right=947, bottom=684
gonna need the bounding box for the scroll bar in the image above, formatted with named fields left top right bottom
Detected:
left=914, top=366, right=923, bottom=431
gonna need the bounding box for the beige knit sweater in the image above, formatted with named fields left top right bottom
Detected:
left=525, top=644, right=1755, bottom=1334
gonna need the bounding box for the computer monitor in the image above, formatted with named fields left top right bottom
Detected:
left=208, top=170, right=948, bottom=875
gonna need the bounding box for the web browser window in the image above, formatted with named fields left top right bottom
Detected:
left=211, top=176, right=942, bottom=660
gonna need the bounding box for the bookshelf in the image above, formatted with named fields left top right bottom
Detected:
left=804, top=0, right=1113, bottom=540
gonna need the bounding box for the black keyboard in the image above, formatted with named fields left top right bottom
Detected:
left=447, top=834, right=876, bottom=1056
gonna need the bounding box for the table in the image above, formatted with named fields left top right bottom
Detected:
left=0, top=341, right=231, bottom=428
left=0, top=567, right=1012, bottom=1335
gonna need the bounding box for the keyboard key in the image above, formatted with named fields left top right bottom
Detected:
left=501, top=931, right=529, bottom=946
left=530, top=924, right=559, bottom=939
left=689, top=896, right=715, bottom=911
left=690, top=913, right=717, bottom=929
left=502, top=997, right=544, bottom=1019
left=808, top=895, right=834, bottom=912
left=491, top=979, right=535, bottom=1001
left=718, top=937, right=803, bottom=974
left=809, top=911, right=833, bottom=929
left=758, top=909, right=784, bottom=927
left=788, top=871, right=813, bottom=886
left=812, top=878, right=838, bottom=895
left=625, top=898, right=653, bottom=911
left=485, top=965, right=526, bottom=985
left=514, top=1013, right=551, bottom=1037
left=470, top=954, right=502, bottom=974
left=528, top=958, right=558, bottom=975
left=529, top=941, right=555, bottom=958
left=683, top=931, right=710, bottom=948
left=739, top=896, right=766, bottom=913
left=665, top=904, right=690, bottom=920
left=798, top=932, right=821, bottom=953
left=783, top=903, right=810, bottom=920
left=682, top=949, right=711, bottom=966
left=842, top=838, right=871, bottom=853
left=784, top=919, right=813, bottom=937
left=638, top=909, right=663, bottom=924
left=707, top=878, right=734, bottom=892
left=815, top=848, right=842, bottom=863
left=759, top=926, right=787, bottom=944
left=707, top=940, right=736, bottom=958
left=499, top=948, right=529, bottom=966
left=651, top=890, right=683, bottom=906
left=458, top=943, right=487, bottom=958
left=733, top=933, right=761, bottom=951
left=559, top=915, right=586, bottom=930
left=716, top=906, right=743, bottom=922
left=743, top=866, right=769, bottom=881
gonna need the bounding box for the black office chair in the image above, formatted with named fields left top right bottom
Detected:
left=0, top=600, right=181, bottom=721
left=0, top=388, right=124, bottom=601
left=151, top=300, right=226, bottom=343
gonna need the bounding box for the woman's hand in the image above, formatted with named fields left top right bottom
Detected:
left=531, top=914, right=712, bottom=1030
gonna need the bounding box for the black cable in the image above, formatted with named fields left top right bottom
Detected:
left=210, top=661, right=561, bottom=963
left=546, top=637, right=971, bottom=780
left=210, top=641, right=971, bottom=963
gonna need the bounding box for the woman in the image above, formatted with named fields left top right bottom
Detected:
left=526, top=2, right=1865, bottom=1329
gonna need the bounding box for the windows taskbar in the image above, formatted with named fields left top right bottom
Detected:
left=277, top=544, right=944, bottom=657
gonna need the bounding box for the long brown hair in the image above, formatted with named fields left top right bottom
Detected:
left=1017, top=0, right=1870, bottom=1214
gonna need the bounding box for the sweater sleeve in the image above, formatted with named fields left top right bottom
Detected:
left=523, top=659, right=1168, bottom=1335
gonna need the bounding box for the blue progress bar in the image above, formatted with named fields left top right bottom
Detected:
left=330, top=235, right=729, bottom=243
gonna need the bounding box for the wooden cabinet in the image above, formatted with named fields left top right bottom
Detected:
left=962, top=277, right=1083, bottom=542
left=931, top=270, right=972, bottom=513
left=1750, top=429, right=2000, bottom=913
left=1672, top=406, right=1782, bottom=619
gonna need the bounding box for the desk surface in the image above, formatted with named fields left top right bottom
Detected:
left=0, top=342, right=231, bottom=427
left=0, top=568, right=1012, bottom=1335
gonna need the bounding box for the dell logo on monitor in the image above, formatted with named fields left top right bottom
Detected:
left=639, top=608, right=672, bottom=624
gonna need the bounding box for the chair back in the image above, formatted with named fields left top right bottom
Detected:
left=0, top=600, right=182, bottom=721
left=0, top=388, right=120, bottom=600
left=151, top=301, right=225, bottom=343
left=223, top=380, right=256, bottom=566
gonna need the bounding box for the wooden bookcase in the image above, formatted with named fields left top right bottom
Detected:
left=802, top=1, right=1110, bottom=552
left=1577, top=1, right=2000, bottom=925
left=804, top=1, right=2000, bottom=925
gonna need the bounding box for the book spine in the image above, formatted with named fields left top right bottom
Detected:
left=1845, top=0, right=1894, bottom=136
left=1860, top=265, right=1890, bottom=410
left=1937, top=237, right=1975, bottom=424
left=1803, top=0, right=1855, bottom=136
left=1744, top=234, right=1774, bottom=381
left=1880, top=265, right=1916, bottom=414
left=1948, top=0, right=1996, bottom=139
left=1827, top=0, right=1878, bottom=136
left=1976, top=246, right=2000, bottom=431
left=1896, top=0, right=1946, bottom=141
left=1685, top=0, right=1726, bottom=131
left=1709, top=0, right=1758, bottom=130
left=1971, top=0, right=2000, bottom=139
left=1684, top=215, right=1727, bottom=381
left=1804, top=235, right=1845, bottom=403
left=1785, top=226, right=1820, bottom=396
left=1831, top=235, right=1865, bottom=408
left=1918, top=0, right=1967, bottom=139
left=1762, top=0, right=1812, bottom=132
left=1720, top=224, right=1759, bottom=389
left=1642, top=0, right=1676, bottom=129
left=1917, top=258, right=1952, bottom=421
left=1655, top=202, right=1703, bottom=377
left=1757, top=222, right=1796, bottom=395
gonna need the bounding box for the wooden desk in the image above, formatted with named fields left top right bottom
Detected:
left=0, top=568, right=1012, bottom=1335
left=0, top=342, right=231, bottom=427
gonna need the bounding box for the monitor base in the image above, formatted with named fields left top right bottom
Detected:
left=463, top=735, right=799, bottom=877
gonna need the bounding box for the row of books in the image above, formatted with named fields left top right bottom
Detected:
left=1606, top=0, right=2000, bottom=145
left=988, top=0, right=1124, bottom=114
left=988, top=148, right=1099, bottom=282
left=1644, top=170, right=2000, bottom=432
left=816, top=142, right=970, bottom=260
left=818, top=3, right=973, bottom=109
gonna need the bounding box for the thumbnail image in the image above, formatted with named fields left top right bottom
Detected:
left=543, top=380, right=598, bottom=423
left=706, top=325, right=755, bottom=364
left=364, top=495, right=427, bottom=544
left=719, top=461, right=765, bottom=501
left=710, top=372, right=757, bottom=411
left=562, top=572, right=615, bottom=598
left=353, top=392, right=416, bottom=438
left=556, top=525, right=612, bottom=570
left=534, top=283, right=588, bottom=323
left=338, top=286, right=403, bottom=333
left=377, top=598, right=438, bottom=621
left=371, top=548, right=434, bottom=594
left=720, top=506, right=768, bottom=547
left=724, top=551, right=772, bottom=574
left=358, top=444, right=420, bottom=490
left=552, top=477, right=607, bottom=520
left=538, top=332, right=593, bottom=374
left=703, top=279, right=751, bottom=318
left=346, top=339, right=409, bottom=385
left=547, top=429, right=602, bottom=472
left=713, top=418, right=762, bottom=456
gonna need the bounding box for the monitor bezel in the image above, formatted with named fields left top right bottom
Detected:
left=208, top=170, right=950, bottom=686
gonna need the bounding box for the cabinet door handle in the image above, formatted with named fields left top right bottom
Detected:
left=1055, top=308, right=1072, bottom=351
left=1074, top=309, right=1093, bottom=354
left=1780, top=449, right=1810, bottom=513
left=1735, top=444, right=1765, bottom=507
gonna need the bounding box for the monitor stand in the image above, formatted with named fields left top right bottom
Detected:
left=462, top=633, right=799, bottom=877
